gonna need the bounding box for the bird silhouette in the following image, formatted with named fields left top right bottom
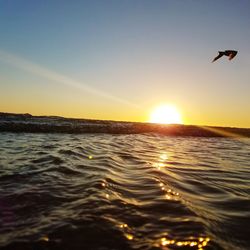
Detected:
left=212, top=50, right=238, bottom=62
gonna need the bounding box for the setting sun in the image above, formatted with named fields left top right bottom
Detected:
left=149, top=105, right=183, bottom=124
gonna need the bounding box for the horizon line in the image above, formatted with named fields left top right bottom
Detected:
left=1, top=111, right=249, bottom=130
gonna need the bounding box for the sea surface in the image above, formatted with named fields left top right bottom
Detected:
left=0, top=133, right=249, bottom=250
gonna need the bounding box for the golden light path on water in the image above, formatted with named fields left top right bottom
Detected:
left=100, top=152, right=211, bottom=250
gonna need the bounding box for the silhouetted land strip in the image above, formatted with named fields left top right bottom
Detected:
left=0, top=112, right=250, bottom=137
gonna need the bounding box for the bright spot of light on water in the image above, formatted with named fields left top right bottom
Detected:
left=190, top=241, right=198, bottom=246
left=120, top=224, right=128, bottom=228
left=202, top=241, right=208, bottom=246
left=161, top=238, right=171, bottom=246
left=39, top=236, right=49, bottom=242
left=160, top=153, right=168, bottom=160
left=125, top=233, right=133, bottom=240
left=153, top=162, right=165, bottom=170
left=158, top=237, right=210, bottom=249
left=177, top=241, right=183, bottom=246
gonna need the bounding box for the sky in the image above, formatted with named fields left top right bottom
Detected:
left=0, top=0, right=250, bottom=128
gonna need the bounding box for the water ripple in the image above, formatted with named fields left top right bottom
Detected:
left=0, top=133, right=249, bottom=250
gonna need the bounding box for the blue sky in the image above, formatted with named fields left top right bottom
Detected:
left=0, top=1, right=250, bottom=127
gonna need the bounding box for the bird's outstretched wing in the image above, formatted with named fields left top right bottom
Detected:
left=212, top=52, right=223, bottom=62
left=228, top=51, right=237, bottom=60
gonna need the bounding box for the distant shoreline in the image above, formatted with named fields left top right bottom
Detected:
left=0, top=112, right=250, bottom=137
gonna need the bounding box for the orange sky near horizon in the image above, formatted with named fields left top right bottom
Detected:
left=0, top=1, right=250, bottom=128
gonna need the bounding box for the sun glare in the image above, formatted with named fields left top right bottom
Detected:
left=149, top=105, right=183, bottom=124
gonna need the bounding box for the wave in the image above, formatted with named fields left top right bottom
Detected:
left=0, top=133, right=249, bottom=249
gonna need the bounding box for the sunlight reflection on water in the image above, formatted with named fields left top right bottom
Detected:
left=98, top=150, right=213, bottom=249
left=0, top=133, right=249, bottom=250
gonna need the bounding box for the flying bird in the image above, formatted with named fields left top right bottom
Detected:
left=212, top=50, right=238, bottom=62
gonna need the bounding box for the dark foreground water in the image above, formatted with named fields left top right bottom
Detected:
left=0, top=133, right=249, bottom=250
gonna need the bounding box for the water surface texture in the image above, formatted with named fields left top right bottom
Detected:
left=0, top=133, right=249, bottom=250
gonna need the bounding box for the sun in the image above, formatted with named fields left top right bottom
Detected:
left=149, top=105, right=183, bottom=124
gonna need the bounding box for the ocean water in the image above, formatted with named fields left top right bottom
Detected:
left=0, top=133, right=249, bottom=250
